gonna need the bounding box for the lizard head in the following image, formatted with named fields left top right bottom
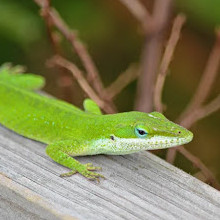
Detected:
left=99, top=111, right=193, bottom=154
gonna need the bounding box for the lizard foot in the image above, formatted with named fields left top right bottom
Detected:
left=60, top=164, right=105, bottom=182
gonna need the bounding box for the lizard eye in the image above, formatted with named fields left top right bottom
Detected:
left=135, top=127, right=148, bottom=138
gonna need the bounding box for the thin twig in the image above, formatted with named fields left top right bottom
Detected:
left=105, top=64, right=140, bottom=99
left=48, top=56, right=115, bottom=113
left=34, top=0, right=118, bottom=112
left=50, top=9, right=105, bottom=94
left=34, top=0, right=46, bottom=6
left=118, top=0, right=152, bottom=32
left=180, top=94, right=220, bottom=128
left=135, top=0, right=172, bottom=112
left=166, top=94, right=220, bottom=164
left=167, top=29, right=220, bottom=164
left=40, top=0, right=62, bottom=55
left=152, top=13, right=186, bottom=164
left=154, top=14, right=186, bottom=112
left=34, top=0, right=105, bottom=96
left=40, top=0, right=75, bottom=101
left=178, top=28, right=220, bottom=122
left=119, top=0, right=174, bottom=116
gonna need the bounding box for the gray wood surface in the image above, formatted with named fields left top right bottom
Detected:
left=0, top=124, right=220, bottom=220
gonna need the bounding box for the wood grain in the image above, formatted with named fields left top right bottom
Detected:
left=0, top=124, right=220, bottom=220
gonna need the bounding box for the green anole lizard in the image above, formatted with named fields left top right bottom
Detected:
left=0, top=66, right=193, bottom=181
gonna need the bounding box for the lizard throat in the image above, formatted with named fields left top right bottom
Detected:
left=90, top=135, right=193, bottom=155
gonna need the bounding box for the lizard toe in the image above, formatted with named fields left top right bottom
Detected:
left=60, top=169, right=77, bottom=177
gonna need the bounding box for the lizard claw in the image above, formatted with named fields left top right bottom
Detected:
left=85, top=163, right=102, bottom=171
left=81, top=163, right=105, bottom=182
left=81, top=169, right=105, bottom=182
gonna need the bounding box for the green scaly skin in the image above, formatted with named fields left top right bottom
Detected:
left=0, top=68, right=193, bottom=181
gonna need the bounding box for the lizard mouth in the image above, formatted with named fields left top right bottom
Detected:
left=145, top=135, right=193, bottom=150
left=111, top=133, right=193, bottom=152
left=91, top=132, right=193, bottom=155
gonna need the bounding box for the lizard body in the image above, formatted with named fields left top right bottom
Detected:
left=0, top=68, right=193, bottom=181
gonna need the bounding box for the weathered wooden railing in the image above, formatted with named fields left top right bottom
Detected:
left=1, top=124, right=220, bottom=220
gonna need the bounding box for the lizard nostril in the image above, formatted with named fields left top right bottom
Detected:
left=178, top=131, right=181, bottom=134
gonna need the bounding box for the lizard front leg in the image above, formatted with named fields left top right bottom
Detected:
left=46, top=140, right=104, bottom=182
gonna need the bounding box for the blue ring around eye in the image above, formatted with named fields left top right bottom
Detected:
left=135, top=127, right=148, bottom=138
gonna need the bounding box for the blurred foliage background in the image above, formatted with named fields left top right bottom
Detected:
left=0, top=0, right=219, bottom=183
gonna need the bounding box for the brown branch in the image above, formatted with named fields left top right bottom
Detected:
left=34, top=0, right=105, bottom=96
left=34, top=0, right=46, bottom=7
left=118, top=0, right=152, bottom=32
left=40, top=0, right=62, bottom=55
left=178, top=28, right=220, bottom=122
left=135, top=0, right=172, bottom=112
left=39, top=0, right=75, bottom=102
left=119, top=0, right=184, bottom=105
left=34, top=0, right=118, bottom=112
left=50, top=9, right=105, bottom=94
left=154, top=14, right=186, bottom=112
left=105, top=64, right=140, bottom=99
left=48, top=56, right=115, bottom=113
left=166, top=94, right=220, bottom=164
left=180, top=94, right=220, bottom=128
left=167, top=29, right=220, bottom=165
